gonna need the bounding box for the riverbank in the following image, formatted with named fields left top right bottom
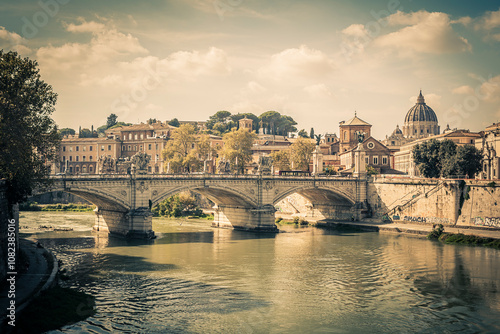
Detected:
left=316, top=219, right=500, bottom=247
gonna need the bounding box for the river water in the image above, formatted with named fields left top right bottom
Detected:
left=20, top=211, right=500, bottom=333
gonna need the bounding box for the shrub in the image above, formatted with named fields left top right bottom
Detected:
left=427, top=224, right=444, bottom=240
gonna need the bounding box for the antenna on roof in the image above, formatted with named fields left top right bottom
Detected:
left=355, top=110, right=357, bottom=117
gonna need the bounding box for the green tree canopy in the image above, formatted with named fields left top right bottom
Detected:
left=298, top=129, right=309, bottom=138
left=106, top=113, right=118, bottom=129
left=162, top=124, right=200, bottom=173
left=58, top=128, right=75, bottom=137
left=290, top=137, right=315, bottom=171
left=79, top=128, right=93, bottom=138
left=270, top=150, right=291, bottom=172
left=310, top=128, right=315, bottom=139
left=168, top=118, right=180, bottom=127
left=413, top=139, right=482, bottom=178
left=219, top=128, right=257, bottom=174
left=0, top=51, right=60, bottom=211
left=258, top=111, right=297, bottom=136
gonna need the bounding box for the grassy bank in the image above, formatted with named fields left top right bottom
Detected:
left=19, top=202, right=95, bottom=212
left=17, top=287, right=95, bottom=333
left=427, top=224, right=500, bottom=249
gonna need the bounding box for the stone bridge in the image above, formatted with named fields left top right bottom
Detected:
left=36, top=174, right=368, bottom=238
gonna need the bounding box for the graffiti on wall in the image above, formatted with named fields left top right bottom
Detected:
left=403, top=216, right=451, bottom=224
left=472, top=217, right=500, bottom=228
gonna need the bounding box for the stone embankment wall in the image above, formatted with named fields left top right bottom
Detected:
left=456, top=180, right=500, bottom=228
left=368, top=176, right=500, bottom=229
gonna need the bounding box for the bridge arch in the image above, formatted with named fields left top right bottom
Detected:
left=32, top=186, right=130, bottom=212
left=151, top=184, right=258, bottom=208
left=273, top=186, right=356, bottom=207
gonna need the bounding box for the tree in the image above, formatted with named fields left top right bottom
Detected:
left=310, top=128, right=315, bottom=139
left=147, top=118, right=157, bottom=125
left=456, top=145, right=482, bottom=178
left=219, top=128, right=257, bottom=174
left=162, top=124, right=200, bottom=173
left=168, top=118, right=180, bottom=127
left=290, top=137, right=315, bottom=171
left=79, top=128, right=93, bottom=138
left=106, top=113, right=118, bottom=129
left=298, top=129, right=309, bottom=138
left=413, top=139, right=441, bottom=178
left=0, top=51, right=60, bottom=212
left=270, top=150, right=291, bottom=171
left=206, top=111, right=233, bottom=134
left=195, top=134, right=216, bottom=162
left=152, top=192, right=198, bottom=217
left=259, top=111, right=297, bottom=136
left=413, top=139, right=482, bottom=178
left=58, top=128, right=75, bottom=137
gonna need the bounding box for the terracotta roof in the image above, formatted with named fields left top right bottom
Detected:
left=341, top=115, right=371, bottom=126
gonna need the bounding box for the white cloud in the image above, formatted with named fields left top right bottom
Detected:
left=37, top=19, right=148, bottom=72
left=303, top=84, right=332, bottom=98
left=341, top=24, right=369, bottom=38
left=65, top=20, right=106, bottom=33
left=476, top=9, right=500, bottom=30
left=374, top=11, right=471, bottom=55
left=478, top=75, right=500, bottom=102
left=0, top=26, right=30, bottom=54
left=259, top=45, right=335, bottom=81
left=452, top=85, right=474, bottom=95
left=244, top=81, right=266, bottom=94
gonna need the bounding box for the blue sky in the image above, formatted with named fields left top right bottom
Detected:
left=1, top=0, right=500, bottom=139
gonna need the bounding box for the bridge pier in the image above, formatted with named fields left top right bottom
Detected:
left=212, top=204, right=278, bottom=232
left=93, top=207, right=155, bottom=239
left=304, top=203, right=358, bottom=221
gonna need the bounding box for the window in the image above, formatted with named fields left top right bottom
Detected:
left=89, top=146, right=93, bottom=151
left=101, top=145, right=104, bottom=151
left=122, top=145, right=126, bottom=151
left=82, top=166, right=87, bottom=173
left=123, top=136, right=126, bottom=141
left=83, top=156, right=86, bottom=161
left=129, top=134, right=132, bottom=140
left=420, top=129, right=423, bottom=134
left=391, top=141, right=395, bottom=145
left=76, top=166, right=80, bottom=173
left=382, top=156, right=388, bottom=165
left=108, top=145, right=111, bottom=151
left=63, top=156, right=66, bottom=162
left=89, top=166, right=93, bottom=173
left=344, top=132, right=347, bottom=140
left=140, top=134, right=144, bottom=139
left=63, top=146, right=66, bottom=152
left=134, top=134, right=138, bottom=140
left=76, top=156, right=79, bottom=162
left=365, top=157, right=369, bottom=164
left=140, top=145, right=143, bottom=151
left=69, top=167, right=73, bottom=173
left=69, top=156, right=73, bottom=161
left=148, top=144, right=152, bottom=150
left=76, top=146, right=79, bottom=151
left=155, top=144, right=158, bottom=150
left=373, top=156, right=378, bottom=165
left=134, top=145, right=138, bottom=151
left=89, top=156, right=93, bottom=161
left=83, top=146, right=86, bottom=151
left=69, top=146, right=73, bottom=152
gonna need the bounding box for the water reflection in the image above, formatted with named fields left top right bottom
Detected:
left=19, top=212, right=500, bottom=333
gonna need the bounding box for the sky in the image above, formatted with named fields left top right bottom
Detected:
left=1, top=0, right=500, bottom=139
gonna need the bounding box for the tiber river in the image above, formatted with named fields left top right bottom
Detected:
left=20, top=211, right=500, bottom=333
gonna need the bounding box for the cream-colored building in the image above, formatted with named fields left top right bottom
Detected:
left=476, top=122, right=500, bottom=180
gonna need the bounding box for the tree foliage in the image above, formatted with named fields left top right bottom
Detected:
left=219, top=128, right=257, bottom=174
left=58, top=128, right=75, bottom=137
left=231, top=113, right=259, bottom=132
left=258, top=111, right=297, bottom=136
left=310, top=127, right=315, bottom=139
left=0, top=51, right=60, bottom=210
left=413, top=139, right=482, bottom=178
left=79, top=128, right=93, bottom=138
left=168, top=118, right=180, bottom=127
left=162, top=124, right=200, bottom=173
left=270, top=150, right=291, bottom=171
left=291, top=137, right=315, bottom=171
left=152, top=192, right=200, bottom=217
left=106, top=113, right=118, bottom=129
left=298, top=129, right=309, bottom=138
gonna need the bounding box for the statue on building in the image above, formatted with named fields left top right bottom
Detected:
left=131, top=151, right=151, bottom=174
left=314, top=134, right=322, bottom=146
left=99, top=155, right=116, bottom=174
left=216, top=158, right=231, bottom=174
left=355, top=130, right=366, bottom=143
left=258, top=155, right=273, bottom=175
